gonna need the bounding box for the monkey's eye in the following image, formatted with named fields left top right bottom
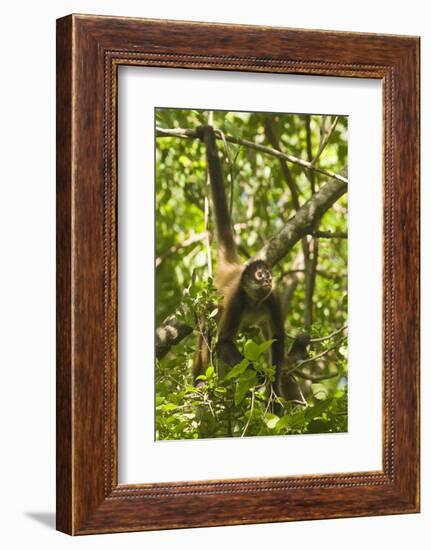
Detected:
left=255, top=270, right=263, bottom=280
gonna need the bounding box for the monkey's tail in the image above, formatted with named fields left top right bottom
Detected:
left=192, top=330, right=212, bottom=384
left=197, top=125, right=238, bottom=264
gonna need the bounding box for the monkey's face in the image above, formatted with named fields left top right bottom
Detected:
left=242, top=260, right=273, bottom=302
left=254, top=266, right=272, bottom=289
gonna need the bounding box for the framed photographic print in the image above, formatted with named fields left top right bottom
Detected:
left=56, top=14, right=420, bottom=535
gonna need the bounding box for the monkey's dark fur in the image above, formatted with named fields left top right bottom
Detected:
left=280, top=332, right=310, bottom=404
left=192, top=125, right=285, bottom=396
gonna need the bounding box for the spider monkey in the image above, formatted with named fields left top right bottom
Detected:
left=192, top=125, right=285, bottom=397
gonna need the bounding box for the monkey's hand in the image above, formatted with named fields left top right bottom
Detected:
left=216, top=339, right=245, bottom=368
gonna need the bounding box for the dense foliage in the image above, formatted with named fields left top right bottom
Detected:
left=155, top=109, right=348, bottom=440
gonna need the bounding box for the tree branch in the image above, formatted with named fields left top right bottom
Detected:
left=294, top=370, right=339, bottom=382
left=280, top=268, right=347, bottom=281
left=312, top=230, right=347, bottom=239
left=303, top=115, right=318, bottom=330
left=263, top=118, right=301, bottom=209
left=310, top=116, right=339, bottom=168
left=304, top=236, right=318, bottom=330
left=255, top=177, right=347, bottom=267
left=263, top=117, right=313, bottom=326
left=286, top=339, right=346, bottom=375
left=279, top=252, right=305, bottom=319
left=310, top=324, right=347, bottom=343
left=156, top=126, right=348, bottom=185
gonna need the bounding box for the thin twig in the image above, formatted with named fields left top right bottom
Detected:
left=310, top=325, right=348, bottom=343
left=313, top=230, right=347, bottom=239
left=206, top=398, right=216, bottom=418
left=286, top=339, right=346, bottom=375
left=285, top=325, right=347, bottom=342
left=294, top=370, right=339, bottom=382
left=310, top=116, right=340, bottom=168
left=241, top=389, right=256, bottom=437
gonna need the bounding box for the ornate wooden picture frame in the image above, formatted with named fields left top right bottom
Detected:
left=56, top=14, right=420, bottom=535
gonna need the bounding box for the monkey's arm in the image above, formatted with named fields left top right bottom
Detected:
left=216, top=289, right=246, bottom=367
left=265, top=292, right=285, bottom=394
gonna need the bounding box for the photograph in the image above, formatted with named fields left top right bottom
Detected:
left=155, top=108, right=349, bottom=441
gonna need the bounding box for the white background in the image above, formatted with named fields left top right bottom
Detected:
left=0, top=1, right=427, bottom=549
left=118, top=68, right=382, bottom=483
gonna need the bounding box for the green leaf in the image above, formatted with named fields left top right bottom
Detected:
left=257, top=339, right=275, bottom=354
left=205, top=366, right=215, bottom=378
left=234, top=370, right=257, bottom=405
left=305, top=398, right=334, bottom=421
left=224, top=358, right=249, bottom=380
left=311, top=383, right=329, bottom=400
left=243, top=339, right=274, bottom=362
left=288, top=411, right=306, bottom=428
left=224, top=120, right=242, bottom=140
left=275, top=415, right=292, bottom=430
left=244, top=340, right=261, bottom=361
left=264, top=413, right=280, bottom=429
left=161, top=403, right=177, bottom=412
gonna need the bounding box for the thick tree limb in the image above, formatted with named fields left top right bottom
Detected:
left=255, top=177, right=347, bottom=267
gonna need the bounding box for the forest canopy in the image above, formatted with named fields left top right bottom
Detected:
left=155, top=108, right=348, bottom=441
